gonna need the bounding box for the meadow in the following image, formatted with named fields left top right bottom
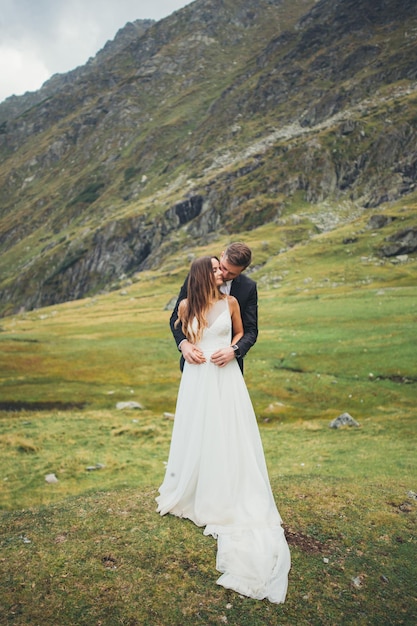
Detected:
left=0, top=211, right=416, bottom=625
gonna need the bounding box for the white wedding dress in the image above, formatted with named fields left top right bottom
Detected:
left=156, top=298, right=290, bottom=603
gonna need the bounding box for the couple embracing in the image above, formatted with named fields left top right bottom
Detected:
left=156, top=242, right=290, bottom=604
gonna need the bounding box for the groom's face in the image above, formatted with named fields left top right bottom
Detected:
left=219, top=253, right=244, bottom=282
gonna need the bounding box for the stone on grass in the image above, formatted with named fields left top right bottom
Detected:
left=351, top=574, right=365, bottom=589
left=116, top=401, right=144, bottom=410
left=329, top=412, right=360, bottom=428
left=45, top=473, right=58, bottom=483
left=86, top=463, right=105, bottom=471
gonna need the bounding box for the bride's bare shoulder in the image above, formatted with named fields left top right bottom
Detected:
left=178, top=299, right=188, bottom=314
left=227, top=295, right=239, bottom=308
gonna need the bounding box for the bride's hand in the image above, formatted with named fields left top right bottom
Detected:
left=180, top=340, right=206, bottom=364
left=210, top=346, right=235, bottom=368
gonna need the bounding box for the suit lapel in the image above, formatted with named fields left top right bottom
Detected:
left=230, top=275, right=242, bottom=297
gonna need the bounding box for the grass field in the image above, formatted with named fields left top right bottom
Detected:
left=0, top=205, right=416, bottom=624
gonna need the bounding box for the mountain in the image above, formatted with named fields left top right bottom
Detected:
left=0, top=0, right=416, bottom=317
left=0, top=19, right=155, bottom=123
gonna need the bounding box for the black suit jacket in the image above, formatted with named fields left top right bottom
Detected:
left=169, top=273, right=258, bottom=373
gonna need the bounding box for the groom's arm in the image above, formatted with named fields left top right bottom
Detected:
left=236, top=281, right=258, bottom=358
left=169, top=278, right=188, bottom=348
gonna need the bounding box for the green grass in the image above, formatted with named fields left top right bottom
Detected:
left=0, top=422, right=415, bottom=625
left=0, top=203, right=416, bottom=624
left=0, top=409, right=171, bottom=511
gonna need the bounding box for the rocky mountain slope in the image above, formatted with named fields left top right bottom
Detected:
left=0, top=0, right=416, bottom=316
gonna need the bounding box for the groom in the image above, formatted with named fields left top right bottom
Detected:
left=170, top=242, right=258, bottom=373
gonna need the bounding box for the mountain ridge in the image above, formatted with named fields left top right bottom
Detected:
left=0, top=0, right=416, bottom=317
left=0, top=18, right=155, bottom=120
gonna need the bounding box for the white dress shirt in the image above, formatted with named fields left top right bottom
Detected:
left=220, top=280, right=232, bottom=295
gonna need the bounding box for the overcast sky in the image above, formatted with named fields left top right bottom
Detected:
left=0, top=0, right=193, bottom=103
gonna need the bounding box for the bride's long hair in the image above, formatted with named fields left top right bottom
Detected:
left=176, top=256, right=221, bottom=344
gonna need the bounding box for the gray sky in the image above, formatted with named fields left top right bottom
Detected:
left=0, top=0, right=193, bottom=103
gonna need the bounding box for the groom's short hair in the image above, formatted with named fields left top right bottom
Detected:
left=224, top=242, right=252, bottom=269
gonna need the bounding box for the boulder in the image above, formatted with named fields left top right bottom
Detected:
left=379, top=226, right=417, bottom=257
left=116, top=401, right=144, bottom=410
left=329, top=412, right=360, bottom=428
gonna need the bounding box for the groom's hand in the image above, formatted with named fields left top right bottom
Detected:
left=210, top=346, right=235, bottom=368
left=180, top=340, right=206, bottom=364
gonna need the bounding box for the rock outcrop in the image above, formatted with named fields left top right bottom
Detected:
left=0, top=0, right=416, bottom=316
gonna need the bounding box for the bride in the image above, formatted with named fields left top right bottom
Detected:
left=156, top=256, right=290, bottom=603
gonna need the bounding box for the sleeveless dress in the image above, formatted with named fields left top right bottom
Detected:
left=156, top=298, right=290, bottom=603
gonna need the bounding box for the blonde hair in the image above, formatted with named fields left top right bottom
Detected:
left=176, top=256, right=222, bottom=344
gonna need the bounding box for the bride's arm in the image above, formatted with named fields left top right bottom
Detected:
left=210, top=297, right=243, bottom=368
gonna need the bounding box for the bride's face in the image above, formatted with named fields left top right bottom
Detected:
left=211, top=258, right=224, bottom=286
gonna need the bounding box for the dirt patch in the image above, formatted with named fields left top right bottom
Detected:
left=0, top=401, right=86, bottom=412
left=374, top=375, right=416, bottom=384
left=284, top=526, right=327, bottom=554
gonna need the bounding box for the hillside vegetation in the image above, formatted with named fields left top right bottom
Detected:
left=0, top=0, right=416, bottom=316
